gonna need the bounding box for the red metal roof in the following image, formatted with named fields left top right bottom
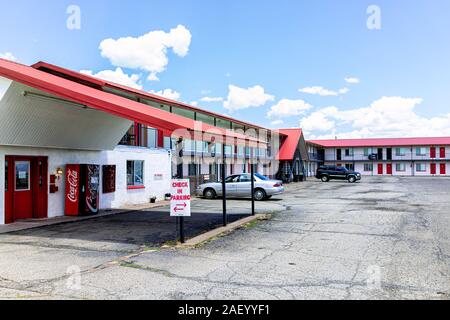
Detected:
left=277, top=128, right=303, bottom=160
left=0, top=58, right=263, bottom=145
left=31, top=61, right=268, bottom=131
left=309, top=137, right=450, bottom=148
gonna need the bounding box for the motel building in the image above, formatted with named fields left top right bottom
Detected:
left=0, top=58, right=312, bottom=225
left=308, top=138, right=450, bottom=176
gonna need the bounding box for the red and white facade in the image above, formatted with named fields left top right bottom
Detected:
left=0, top=59, right=287, bottom=225
left=309, top=138, right=450, bottom=177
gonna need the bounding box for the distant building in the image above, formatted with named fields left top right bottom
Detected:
left=309, top=137, right=450, bottom=176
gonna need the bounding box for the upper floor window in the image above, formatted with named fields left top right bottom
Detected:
left=345, top=149, right=352, bottom=157
left=416, top=147, right=427, bottom=156
left=363, top=148, right=371, bottom=156
left=396, top=147, right=406, bottom=156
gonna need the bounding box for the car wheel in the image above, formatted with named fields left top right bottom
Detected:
left=254, top=189, right=266, bottom=201
left=203, top=188, right=217, bottom=199
left=348, top=176, right=356, bottom=183
left=321, top=176, right=330, bottom=182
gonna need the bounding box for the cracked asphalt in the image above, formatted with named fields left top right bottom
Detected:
left=0, top=176, right=449, bottom=300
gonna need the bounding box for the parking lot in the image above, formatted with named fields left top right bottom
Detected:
left=0, top=176, right=449, bottom=299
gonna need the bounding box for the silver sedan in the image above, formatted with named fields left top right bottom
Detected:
left=196, top=173, right=285, bottom=201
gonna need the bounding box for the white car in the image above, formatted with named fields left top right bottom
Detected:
left=196, top=173, right=284, bottom=201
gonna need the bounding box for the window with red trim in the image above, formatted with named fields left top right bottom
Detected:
left=127, top=160, right=144, bottom=188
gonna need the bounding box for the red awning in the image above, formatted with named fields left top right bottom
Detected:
left=276, top=128, right=303, bottom=161
left=0, top=58, right=265, bottom=146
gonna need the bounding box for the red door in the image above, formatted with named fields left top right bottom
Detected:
left=440, top=163, right=446, bottom=175
left=4, top=156, right=48, bottom=223
left=430, top=147, right=436, bottom=158
left=386, top=164, right=392, bottom=175
left=440, top=147, right=446, bottom=158
left=377, top=163, right=383, bottom=175
left=430, top=163, right=436, bottom=175
left=13, top=158, right=33, bottom=220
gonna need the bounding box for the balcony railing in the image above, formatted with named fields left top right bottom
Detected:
left=308, top=153, right=324, bottom=161
left=329, top=152, right=449, bottom=162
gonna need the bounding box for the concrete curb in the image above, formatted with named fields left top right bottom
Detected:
left=177, top=213, right=270, bottom=248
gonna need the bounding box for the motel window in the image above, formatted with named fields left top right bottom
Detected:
left=183, top=139, right=195, bottom=152
left=127, top=161, right=144, bottom=187
left=142, top=99, right=171, bottom=113
left=195, top=112, right=215, bottom=126
left=345, top=149, right=352, bottom=157
left=195, top=141, right=208, bottom=153
left=224, top=145, right=233, bottom=156
left=396, top=148, right=406, bottom=156
left=416, top=163, right=426, bottom=172
left=364, top=163, right=373, bottom=172
left=172, top=106, right=195, bottom=120
left=232, top=122, right=245, bottom=133
left=216, top=118, right=232, bottom=129
left=363, top=148, right=371, bottom=157
left=396, top=163, right=406, bottom=172
left=345, top=163, right=354, bottom=171
left=416, top=147, right=427, bottom=156
left=188, top=164, right=198, bottom=176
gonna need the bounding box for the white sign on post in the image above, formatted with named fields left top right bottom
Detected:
left=170, top=179, right=191, bottom=217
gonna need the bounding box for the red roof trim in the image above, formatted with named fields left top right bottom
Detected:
left=309, top=137, right=450, bottom=148
left=276, top=128, right=303, bottom=160
left=0, top=58, right=264, bottom=145
left=31, top=61, right=268, bottom=131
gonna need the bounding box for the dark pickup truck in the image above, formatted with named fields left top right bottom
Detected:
left=316, top=165, right=362, bottom=183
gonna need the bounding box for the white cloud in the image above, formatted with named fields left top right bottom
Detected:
left=338, top=87, right=350, bottom=94
left=0, top=52, right=17, bottom=61
left=80, top=68, right=142, bottom=89
left=299, top=86, right=349, bottom=96
left=149, top=89, right=181, bottom=100
left=301, top=96, right=450, bottom=139
left=270, top=119, right=284, bottom=126
left=99, top=25, right=192, bottom=81
left=345, top=77, right=360, bottom=84
left=267, top=99, right=313, bottom=118
left=300, top=106, right=339, bottom=133
left=200, top=96, right=223, bottom=103
left=190, top=101, right=198, bottom=106
left=223, top=85, right=275, bottom=112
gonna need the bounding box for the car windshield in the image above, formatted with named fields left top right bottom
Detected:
left=254, top=173, right=269, bottom=181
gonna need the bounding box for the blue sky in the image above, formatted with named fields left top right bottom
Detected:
left=1, top=0, right=450, bottom=138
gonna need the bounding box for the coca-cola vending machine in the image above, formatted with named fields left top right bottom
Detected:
left=65, top=164, right=100, bottom=216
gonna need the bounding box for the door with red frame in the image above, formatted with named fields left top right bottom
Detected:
left=440, top=163, right=446, bottom=175
left=4, top=156, right=48, bottom=223
left=386, top=164, right=393, bottom=175
left=430, top=163, right=436, bottom=175
left=440, top=147, right=446, bottom=158
left=430, top=147, right=436, bottom=159
left=377, top=163, right=383, bottom=175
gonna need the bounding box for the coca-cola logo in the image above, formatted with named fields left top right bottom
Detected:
left=67, top=169, right=78, bottom=203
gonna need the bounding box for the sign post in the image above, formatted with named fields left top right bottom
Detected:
left=170, top=179, right=191, bottom=243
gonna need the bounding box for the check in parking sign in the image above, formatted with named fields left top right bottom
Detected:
left=170, top=179, right=191, bottom=217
